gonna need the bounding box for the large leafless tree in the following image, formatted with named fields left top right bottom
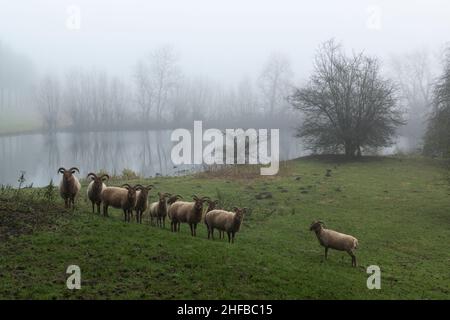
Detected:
left=290, top=40, right=404, bottom=157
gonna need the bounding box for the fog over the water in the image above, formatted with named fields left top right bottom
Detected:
left=1, top=0, right=449, bottom=81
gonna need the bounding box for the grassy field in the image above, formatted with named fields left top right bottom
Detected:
left=0, top=156, right=449, bottom=299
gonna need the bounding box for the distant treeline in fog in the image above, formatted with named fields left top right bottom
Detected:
left=1, top=40, right=449, bottom=157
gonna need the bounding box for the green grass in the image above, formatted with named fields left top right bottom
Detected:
left=0, top=156, right=449, bottom=299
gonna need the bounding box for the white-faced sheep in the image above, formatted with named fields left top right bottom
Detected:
left=204, top=207, right=246, bottom=243
left=309, top=220, right=359, bottom=267
left=86, top=173, right=109, bottom=214
left=58, top=167, right=81, bottom=210
left=134, top=184, right=153, bottom=224
left=101, top=184, right=138, bottom=222
left=167, top=195, right=209, bottom=236
left=149, top=192, right=172, bottom=227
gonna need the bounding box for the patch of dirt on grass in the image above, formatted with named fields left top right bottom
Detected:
left=0, top=197, right=68, bottom=241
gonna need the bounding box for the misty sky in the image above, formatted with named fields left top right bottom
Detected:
left=1, top=0, right=449, bottom=83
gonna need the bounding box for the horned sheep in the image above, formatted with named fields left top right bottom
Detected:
left=86, top=172, right=109, bottom=214
left=58, top=167, right=81, bottom=210
left=167, top=195, right=209, bottom=236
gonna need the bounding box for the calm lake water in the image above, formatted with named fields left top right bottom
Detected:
left=0, top=129, right=414, bottom=187
left=0, top=129, right=306, bottom=187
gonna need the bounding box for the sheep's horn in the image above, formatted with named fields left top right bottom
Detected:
left=201, top=196, right=211, bottom=201
left=121, top=183, right=131, bottom=189
left=146, top=185, right=154, bottom=190
left=192, top=195, right=199, bottom=200
left=87, top=172, right=97, bottom=179
left=69, top=167, right=80, bottom=173
left=57, top=167, right=66, bottom=174
left=101, top=174, right=110, bottom=181
left=232, top=206, right=239, bottom=211
left=176, top=194, right=183, bottom=199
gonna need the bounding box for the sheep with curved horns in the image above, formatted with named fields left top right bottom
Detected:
left=149, top=192, right=172, bottom=227
left=167, top=195, right=210, bottom=236
left=309, top=220, right=359, bottom=267
left=204, top=206, right=246, bottom=243
left=134, top=184, right=154, bottom=223
left=58, top=167, right=81, bottom=210
left=86, top=172, right=109, bottom=214
left=101, top=184, right=138, bottom=222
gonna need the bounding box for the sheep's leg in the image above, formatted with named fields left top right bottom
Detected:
left=123, top=210, right=127, bottom=222
left=348, top=250, right=357, bottom=267
left=163, top=217, right=165, bottom=228
left=232, top=232, right=235, bottom=244
left=325, top=247, right=329, bottom=260
left=193, top=223, right=197, bottom=237
left=103, top=205, right=108, bottom=217
left=91, top=202, right=95, bottom=214
left=227, top=232, right=231, bottom=243
left=97, top=203, right=101, bottom=214
left=177, top=222, right=181, bottom=232
left=189, top=223, right=193, bottom=236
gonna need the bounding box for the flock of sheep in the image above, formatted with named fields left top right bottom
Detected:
left=57, top=167, right=246, bottom=243
left=57, top=167, right=359, bottom=265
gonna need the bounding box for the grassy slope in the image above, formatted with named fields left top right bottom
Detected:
left=0, top=157, right=449, bottom=299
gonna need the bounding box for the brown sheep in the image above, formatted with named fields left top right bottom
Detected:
left=167, top=195, right=209, bottom=236
left=58, top=167, right=81, bottom=210
left=149, top=192, right=171, bottom=227
left=101, top=184, right=138, bottom=222
left=134, top=184, right=153, bottom=224
left=204, top=207, right=246, bottom=243
left=86, top=173, right=109, bottom=214
left=309, top=221, right=359, bottom=267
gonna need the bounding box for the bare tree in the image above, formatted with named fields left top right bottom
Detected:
left=36, top=75, right=61, bottom=132
left=290, top=40, right=404, bottom=158
left=258, top=53, right=293, bottom=116
left=390, top=50, right=434, bottom=147
left=424, top=47, right=450, bottom=157
left=134, top=60, right=154, bottom=122
left=134, top=45, right=181, bottom=124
